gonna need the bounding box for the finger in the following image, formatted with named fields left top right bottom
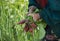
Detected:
left=27, top=14, right=33, bottom=16
left=33, top=15, right=37, bottom=21
left=33, top=14, right=40, bottom=21
left=26, top=12, right=32, bottom=16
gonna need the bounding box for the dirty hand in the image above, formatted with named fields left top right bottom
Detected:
left=46, top=34, right=57, bottom=40
left=27, top=13, right=40, bottom=21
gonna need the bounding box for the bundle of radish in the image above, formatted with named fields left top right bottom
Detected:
left=17, top=9, right=47, bottom=40
left=17, top=18, right=37, bottom=34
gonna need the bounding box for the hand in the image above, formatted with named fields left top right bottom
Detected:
left=46, top=34, right=56, bottom=40
left=27, top=13, right=40, bottom=21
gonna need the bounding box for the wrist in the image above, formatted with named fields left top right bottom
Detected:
left=29, top=6, right=36, bottom=13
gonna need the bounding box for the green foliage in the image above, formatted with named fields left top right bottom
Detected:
left=0, top=0, right=46, bottom=41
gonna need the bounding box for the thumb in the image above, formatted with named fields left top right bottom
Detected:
left=27, top=14, right=34, bottom=17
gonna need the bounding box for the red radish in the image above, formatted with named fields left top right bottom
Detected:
left=30, top=23, right=37, bottom=29
left=23, top=24, right=29, bottom=32
left=29, top=28, right=33, bottom=33
left=18, top=20, right=26, bottom=24
left=18, top=19, right=30, bottom=24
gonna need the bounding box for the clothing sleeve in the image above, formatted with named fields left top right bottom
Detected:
left=28, top=0, right=41, bottom=9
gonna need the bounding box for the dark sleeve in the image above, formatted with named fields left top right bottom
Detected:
left=28, top=0, right=41, bottom=9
